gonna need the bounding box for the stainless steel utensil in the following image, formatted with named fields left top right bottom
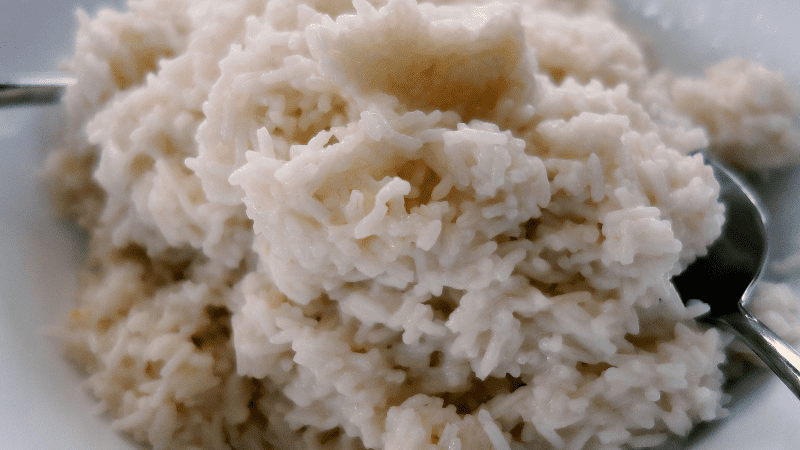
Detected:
left=0, top=75, right=73, bottom=106
left=673, top=153, right=800, bottom=399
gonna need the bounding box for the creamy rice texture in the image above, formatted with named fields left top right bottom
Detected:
left=48, top=0, right=800, bottom=449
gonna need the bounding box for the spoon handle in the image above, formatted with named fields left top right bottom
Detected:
left=716, top=307, right=800, bottom=398
left=0, top=75, right=74, bottom=107
left=0, top=84, right=65, bottom=106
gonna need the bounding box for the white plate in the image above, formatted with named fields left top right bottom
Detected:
left=1, top=0, right=799, bottom=448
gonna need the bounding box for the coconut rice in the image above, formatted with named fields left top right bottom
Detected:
left=47, top=0, right=800, bottom=449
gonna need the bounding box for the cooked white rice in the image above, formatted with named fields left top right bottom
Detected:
left=46, top=0, right=800, bottom=449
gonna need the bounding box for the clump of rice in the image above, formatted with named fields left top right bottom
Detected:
left=47, top=0, right=800, bottom=449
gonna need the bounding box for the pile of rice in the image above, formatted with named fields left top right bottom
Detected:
left=47, top=0, right=800, bottom=448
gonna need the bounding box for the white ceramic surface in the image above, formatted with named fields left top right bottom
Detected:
left=1, top=1, right=799, bottom=448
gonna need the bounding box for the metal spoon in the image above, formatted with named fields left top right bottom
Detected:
left=0, top=75, right=74, bottom=106
left=672, top=152, right=800, bottom=399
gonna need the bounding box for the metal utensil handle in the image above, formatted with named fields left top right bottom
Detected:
left=717, top=306, right=800, bottom=398
left=0, top=84, right=66, bottom=106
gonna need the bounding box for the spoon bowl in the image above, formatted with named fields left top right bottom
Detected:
left=672, top=152, right=800, bottom=399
